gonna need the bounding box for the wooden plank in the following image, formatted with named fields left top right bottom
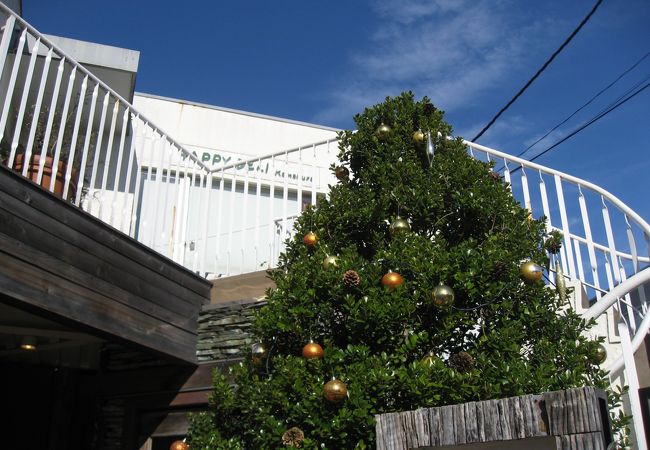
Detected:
left=584, top=386, right=601, bottom=432
left=440, top=403, right=455, bottom=445
left=375, top=412, right=401, bottom=450
left=151, top=412, right=190, bottom=436
left=533, top=395, right=549, bottom=436
left=497, top=397, right=512, bottom=440
left=210, top=270, right=274, bottom=303
left=429, top=404, right=441, bottom=447
left=0, top=228, right=198, bottom=331
left=170, top=390, right=211, bottom=407
left=572, top=388, right=586, bottom=435
left=388, top=412, right=404, bottom=450
left=521, top=394, right=547, bottom=437
left=0, top=249, right=197, bottom=362
left=453, top=403, right=466, bottom=444
left=566, top=389, right=577, bottom=435
left=0, top=189, right=207, bottom=313
left=374, top=414, right=387, bottom=450
left=464, top=401, right=478, bottom=443
left=546, top=390, right=560, bottom=435
left=179, top=362, right=220, bottom=390
left=483, top=399, right=498, bottom=441
left=376, top=388, right=610, bottom=448
left=476, top=397, right=486, bottom=442
left=0, top=167, right=210, bottom=298
left=592, top=431, right=606, bottom=450
left=400, top=412, right=411, bottom=450
left=510, top=396, right=525, bottom=439
left=416, top=408, right=430, bottom=448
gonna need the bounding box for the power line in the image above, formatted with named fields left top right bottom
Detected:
left=517, top=51, right=650, bottom=158
left=589, top=73, right=650, bottom=119
left=527, top=78, right=650, bottom=164
left=471, top=0, right=604, bottom=142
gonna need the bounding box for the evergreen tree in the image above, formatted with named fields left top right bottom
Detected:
left=189, top=92, right=606, bottom=449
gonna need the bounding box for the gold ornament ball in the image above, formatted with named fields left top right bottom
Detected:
left=520, top=261, right=544, bottom=284
left=390, top=217, right=411, bottom=236
left=376, top=123, right=391, bottom=141
left=323, top=378, right=348, bottom=403
left=303, top=231, right=318, bottom=247
left=251, top=342, right=266, bottom=366
left=170, top=441, right=189, bottom=450
left=432, top=283, right=455, bottom=308
left=302, top=341, right=324, bottom=359
left=595, top=344, right=607, bottom=365
left=382, top=271, right=404, bottom=288
left=323, top=255, right=339, bottom=270
left=413, top=129, right=425, bottom=143
left=421, top=352, right=437, bottom=366
left=334, top=166, right=349, bottom=181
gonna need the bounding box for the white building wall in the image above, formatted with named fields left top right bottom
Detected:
left=133, top=93, right=339, bottom=161
left=130, top=93, right=341, bottom=277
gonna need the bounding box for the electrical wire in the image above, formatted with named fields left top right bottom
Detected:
left=517, top=51, right=650, bottom=159
left=471, top=0, right=604, bottom=142
left=527, top=78, right=650, bottom=164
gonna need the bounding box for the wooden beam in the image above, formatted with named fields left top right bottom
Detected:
left=0, top=245, right=197, bottom=362
left=0, top=167, right=212, bottom=363
left=0, top=324, right=102, bottom=341
left=0, top=166, right=211, bottom=299
left=375, top=387, right=611, bottom=450
left=0, top=189, right=206, bottom=319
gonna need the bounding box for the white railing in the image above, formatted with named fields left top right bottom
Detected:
left=464, top=140, right=650, bottom=302
left=185, top=139, right=338, bottom=277
left=0, top=3, right=338, bottom=276
left=464, top=139, right=650, bottom=449
left=0, top=3, right=208, bottom=249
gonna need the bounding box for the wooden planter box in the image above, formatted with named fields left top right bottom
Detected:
left=375, top=387, right=612, bottom=450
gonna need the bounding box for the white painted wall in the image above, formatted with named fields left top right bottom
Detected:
left=133, top=93, right=339, bottom=160
left=130, top=93, right=341, bottom=276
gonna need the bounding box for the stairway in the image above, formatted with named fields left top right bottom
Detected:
left=0, top=2, right=648, bottom=447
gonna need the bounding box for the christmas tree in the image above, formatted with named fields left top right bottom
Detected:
left=188, top=92, right=607, bottom=449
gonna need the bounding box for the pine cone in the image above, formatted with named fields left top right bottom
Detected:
left=491, top=261, right=507, bottom=280
left=449, top=351, right=475, bottom=373
left=343, top=270, right=360, bottom=288
left=282, top=427, right=304, bottom=447
left=489, top=171, right=501, bottom=181
left=544, top=230, right=563, bottom=254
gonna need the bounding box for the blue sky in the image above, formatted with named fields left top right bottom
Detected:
left=23, top=0, right=650, bottom=221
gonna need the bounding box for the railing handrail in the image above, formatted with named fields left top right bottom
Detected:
left=582, top=267, right=650, bottom=322
left=0, top=1, right=211, bottom=173
left=561, top=230, right=650, bottom=264
left=462, top=139, right=650, bottom=237
left=213, top=137, right=339, bottom=173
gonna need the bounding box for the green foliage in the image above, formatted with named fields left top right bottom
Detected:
left=543, top=229, right=563, bottom=254
left=190, top=92, right=609, bottom=449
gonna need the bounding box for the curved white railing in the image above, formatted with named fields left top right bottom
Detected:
left=464, top=138, right=650, bottom=449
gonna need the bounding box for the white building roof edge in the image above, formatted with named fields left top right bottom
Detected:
left=134, top=92, right=342, bottom=133
left=43, top=34, right=140, bottom=73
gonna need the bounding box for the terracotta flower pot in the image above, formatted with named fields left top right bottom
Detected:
left=8, top=153, right=78, bottom=200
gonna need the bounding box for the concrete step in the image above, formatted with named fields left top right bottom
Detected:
left=208, top=270, right=275, bottom=304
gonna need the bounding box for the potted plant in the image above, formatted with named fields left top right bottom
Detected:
left=3, top=104, right=97, bottom=200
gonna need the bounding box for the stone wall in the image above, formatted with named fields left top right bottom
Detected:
left=197, top=299, right=267, bottom=363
